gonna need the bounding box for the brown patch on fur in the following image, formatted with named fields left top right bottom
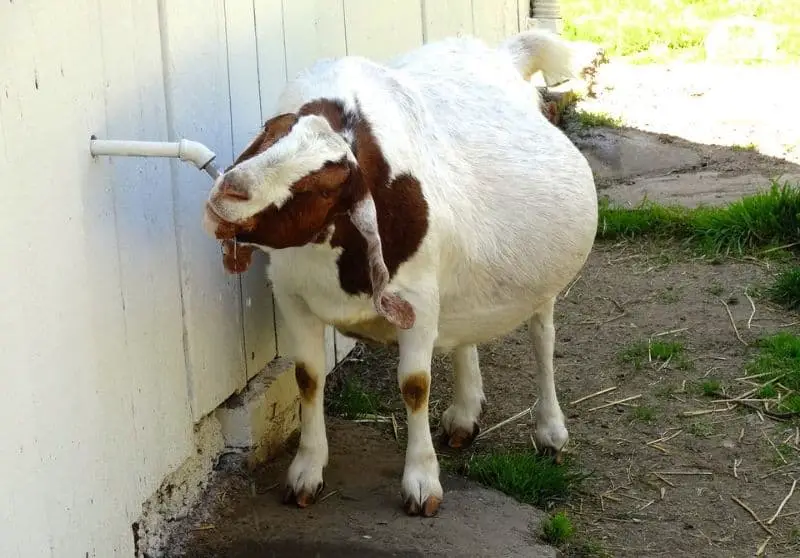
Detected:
left=233, top=159, right=352, bottom=249
left=229, top=113, right=299, bottom=168
left=298, top=99, right=356, bottom=132
left=294, top=364, right=317, bottom=402
left=221, top=240, right=255, bottom=274
left=401, top=373, right=429, bottom=412
left=330, top=173, right=427, bottom=296
left=220, top=97, right=429, bottom=295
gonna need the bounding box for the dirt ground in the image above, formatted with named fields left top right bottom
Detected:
left=331, top=243, right=799, bottom=557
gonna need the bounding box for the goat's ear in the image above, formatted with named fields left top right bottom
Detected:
left=228, top=112, right=299, bottom=170
left=349, top=194, right=416, bottom=329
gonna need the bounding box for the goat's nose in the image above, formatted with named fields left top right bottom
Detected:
left=218, top=174, right=251, bottom=201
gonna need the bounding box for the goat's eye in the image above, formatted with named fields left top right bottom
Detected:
left=319, top=190, right=331, bottom=199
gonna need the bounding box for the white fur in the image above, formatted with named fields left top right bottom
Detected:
left=206, top=29, right=598, bottom=513
left=207, top=114, right=354, bottom=224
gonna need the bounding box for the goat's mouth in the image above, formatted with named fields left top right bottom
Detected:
left=204, top=202, right=245, bottom=241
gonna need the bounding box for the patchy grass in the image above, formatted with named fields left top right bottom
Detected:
left=705, top=280, right=725, bottom=296
left=541, top=511, right=575, bottom=545
left=687, top=421, right=715, bottom=438
left=562, top=0, right=800, bottom=63
left=462, top=451, right=585, bottom=508
left=768, top=266, right=800, bottom=311
left=574, top=110, right=623, bottom=129
left=732, top=143, right=758, bottom=152
left=745, top=333, right=800, bottom=414
left=631, top=405, right=656, bottom=423
left=598, top=182, right=800, bottom=257
left=620, top=339, right=688, bottom=370
left=701, top=378, right=722, bottom=396
left=572, top=539, right=613, bottom=557
left=327, top=376, right=381, bottom=419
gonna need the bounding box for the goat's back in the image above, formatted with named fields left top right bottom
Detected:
left=386, top=37, right=598, bottom=305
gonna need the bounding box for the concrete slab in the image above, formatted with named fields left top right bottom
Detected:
left=172, top=420, right=556, bottom=558
left=572, top=129, right=702, bottom=181
left=215, top=357, right=300, bottom=467
left=601, top=171, right=800, bottom=208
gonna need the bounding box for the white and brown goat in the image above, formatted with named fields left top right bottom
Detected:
left=203, top=29, right=598, bottom=517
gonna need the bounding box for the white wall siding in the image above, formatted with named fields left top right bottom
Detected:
left=0, top=1, right=524, bottom=555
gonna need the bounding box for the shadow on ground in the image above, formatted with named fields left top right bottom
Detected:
left=171, top=419, right=555, bottom=558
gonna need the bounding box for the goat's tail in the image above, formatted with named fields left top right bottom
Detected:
left=499, top=29, right=575, bottom=85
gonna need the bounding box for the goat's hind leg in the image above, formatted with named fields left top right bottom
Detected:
left=530, top=296, right=569, bottom=463
left=441, top=344, right=486, bottom=448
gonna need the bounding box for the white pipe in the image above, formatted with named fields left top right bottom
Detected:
left=90, top=138, right=221, bottom=179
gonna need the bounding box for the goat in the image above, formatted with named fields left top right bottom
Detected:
left=203, top=29, right=598, bottom=518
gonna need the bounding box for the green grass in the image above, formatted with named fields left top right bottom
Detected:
left=757, top=383, right=777, bottom=398
left=745, top=333, right=800, bottom=414
left=732, top=143, right=758, bottom=152
left=597, top=182, right=800, bottom=257
left=701, top=378, right=721, bottom=396
left=573, top=539, right=613, bottom=557
left=541, top=511, right=575, bottom=545
left=463, top=451, right=585, bottom=508
left=574, top=110, right=623, bottom=129
left=328, top=376, right=380, bottom=419
left=768, top=267, right=800, bottom=311
left=631, top=405, right=656, bottom=423
left=621, top=339, right=688, bottom=370
left=562, top=0, right=800, bottom=63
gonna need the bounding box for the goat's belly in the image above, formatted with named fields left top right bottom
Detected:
left=334, top=316, right=398, bottom=345
left=330, top=302, right=538, bottom=350
left=435, top=303, right=537, bottom=349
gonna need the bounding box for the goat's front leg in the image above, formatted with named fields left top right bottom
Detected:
left=397, top=311, right=442, bottom=517
left=275, top=293, right=329, bottom=507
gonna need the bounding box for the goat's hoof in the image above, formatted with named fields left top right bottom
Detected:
left=403, top=495, right=441, bottom=517
left=538, top=446, right=565, bottom=465
left=445, top=423, right=480, bottom=449
left=282, top=482, right=324, bottom=508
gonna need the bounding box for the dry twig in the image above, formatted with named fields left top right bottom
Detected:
left=476, top=400, right=537, bottom=440
left=588, top=394, right=641, bottom=412
left=569, top=386, right=617, bottom=406
left=731, top=496, right=775, bottom=536
left=653, top=473, right=676, bottom=487
left=720, top=297, right=747, bottom=346
left=767, top=479, right=797, bottom=525
left=562, top=274, right=582, bottom=298
left=647, top=429, right=683, bottom=446
left=745, top=288, right=756, bottom=329
left=652, top=470, right=713, bottom=476
left=733, top=458, right=742, bottom=479
left=763, top=432, right=788, bottom=465
left=318, top=489, right=339, bottom=503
